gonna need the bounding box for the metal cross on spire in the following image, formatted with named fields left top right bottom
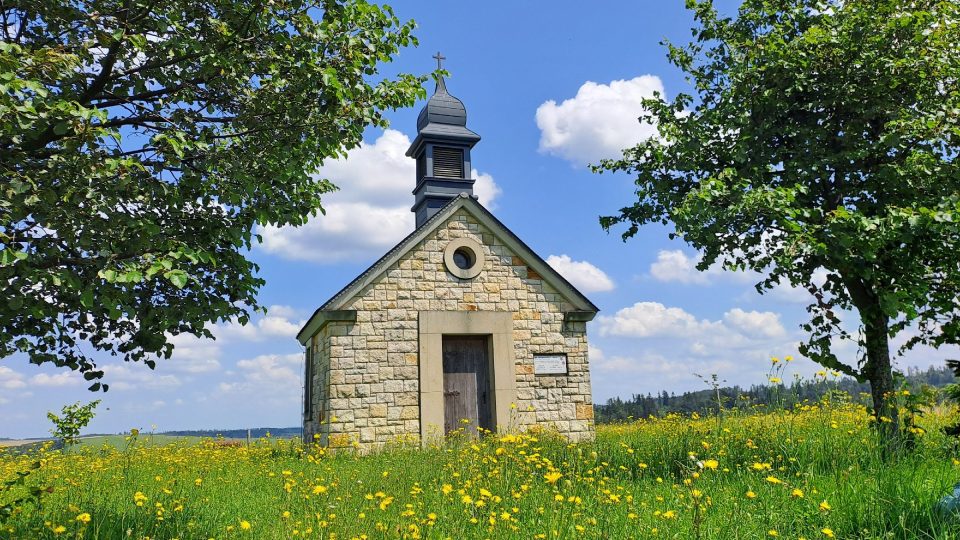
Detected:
left=432, top=51, right=446, bottom=70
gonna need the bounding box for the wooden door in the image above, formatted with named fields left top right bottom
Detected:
left=442, top=336, right=492, bottom=436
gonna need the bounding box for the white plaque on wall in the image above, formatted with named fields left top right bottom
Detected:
left=533, top=354, right=568, bottom=375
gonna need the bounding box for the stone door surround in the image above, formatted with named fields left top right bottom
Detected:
left=418, top=311, right=517, bottom=444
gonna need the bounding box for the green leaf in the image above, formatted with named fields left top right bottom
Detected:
left=164, top=270, right=190, bottom=289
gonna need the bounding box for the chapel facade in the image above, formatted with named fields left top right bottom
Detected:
left=298, top=65, right=598, bottom=448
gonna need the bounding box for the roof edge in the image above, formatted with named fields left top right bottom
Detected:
left=312, top=195, right=599, bottom=316
left=296, top=310, right=357, bottom=345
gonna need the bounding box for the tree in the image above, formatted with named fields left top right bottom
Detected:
left=47, top=399, right=101, bottom=447
left=1, top=0, right=426, bottom=389
left=597, top=0, right=960, bottom=440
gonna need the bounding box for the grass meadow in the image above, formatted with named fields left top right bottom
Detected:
left=3, top=395, right=960, bottom=539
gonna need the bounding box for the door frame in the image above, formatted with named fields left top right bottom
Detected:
left=418, top=311, right=517, bottom=445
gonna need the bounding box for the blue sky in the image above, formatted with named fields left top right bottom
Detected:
left=2, top=1, right=955, bottom=438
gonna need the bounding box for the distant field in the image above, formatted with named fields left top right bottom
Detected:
left=75, top=434, right=243, bottom=448
left=2, top=399, right=959, bottom=539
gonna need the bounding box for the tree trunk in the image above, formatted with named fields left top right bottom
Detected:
left=841, top=273, right=900, bottom=446
left=863, top=310, right=899, bottom=444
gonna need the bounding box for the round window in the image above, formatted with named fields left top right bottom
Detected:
left=452, top=247, right=474, bottom=270
left=443, top=238, right=484, bottom=279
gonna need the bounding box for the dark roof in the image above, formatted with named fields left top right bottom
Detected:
left=417, top=77, right=466, bottom=130
left=406, top=78, right=480, bottom=156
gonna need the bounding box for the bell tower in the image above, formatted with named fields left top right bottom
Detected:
left=406, top=53, right=481, bottom=228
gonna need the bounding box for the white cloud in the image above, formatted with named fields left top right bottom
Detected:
left=597, top=302, right=788, bottom=350
left=218, top=353, right=302, bottom=403
left=589, top=301, right=803, bottom=400
left=259, top=130, right=500, bottom=264
left=649, top=249, right=759, bottom=285
left=536, top=75, right=665, bottom=166
left=102, top=363, right=182, bottom=391
left=723, top=308, right=786, bottom=339
left=215, top=305, right=303, bottom=342
left=166, top=333, right=222, bottom=373
left=0, top=366, right=27, bottom=390
left=597, top=302, right=720, bottom=338
left=30, top=372, right=82, bottom=387
left=546, top=255, right=615, bottom=293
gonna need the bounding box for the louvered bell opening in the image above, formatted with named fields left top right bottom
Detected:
left=433, top=147, right=464, bottom=179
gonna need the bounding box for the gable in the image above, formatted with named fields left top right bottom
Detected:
left=297, top=195, right=598, bottom=343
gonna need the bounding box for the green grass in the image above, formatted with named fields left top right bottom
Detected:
left=2, top=400, right=960, bottom=539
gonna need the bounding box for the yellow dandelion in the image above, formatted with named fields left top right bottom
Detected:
left=819, top=500, right=832, bottom=512
left=239, top=520, right=251, bottom=530
left=821, top=529, right=835, bottom=538
left=746, top=490, right=757, bottom=499
left=543, top=471, right=563, bottom=484
left=75, top=513, right=91, bottom=524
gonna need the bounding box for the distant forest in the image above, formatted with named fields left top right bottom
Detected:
left=594, top=364, right=957, bottom=424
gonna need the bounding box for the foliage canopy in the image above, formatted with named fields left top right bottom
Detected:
left=598, top=0, right=960, bottom=433
left=1, top=0, right=427, bottom=388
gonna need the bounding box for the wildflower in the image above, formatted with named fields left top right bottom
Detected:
left=765, top=476, right=783, bottom=485
left=312, top=485, right=328, bottom=495
left=75, top=513, right=91, bottom=524
left=791, top=488, right=804, bottom=498
left=819, top=500, right=832, bottom=512
left=239, top=520, right=251, bottom=530
left=821, top=529, right=835, bottom=538
left=702, top=459, right=719, bottom=470
left=441, top=484, right=453, bottom=495
left=769, top=530, right=779, bottom=537
left=543, top=471, right=563, bottom=484
left=134, top=492, right=148, bottom=507
left=769, top=377, right=782, bottom=384
left=661, top=510, right=676, bottom=519
left=194, top=478, right=203, bottom=487
left=746, top=491, right=757, bottom=499
left=52, top=525, right=67, bottom=534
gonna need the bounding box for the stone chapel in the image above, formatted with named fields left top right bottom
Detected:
left=297, top=63, right=598, bottom=448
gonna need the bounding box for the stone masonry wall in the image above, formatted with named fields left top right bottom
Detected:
left=305, top=208, right=594, bottom=447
